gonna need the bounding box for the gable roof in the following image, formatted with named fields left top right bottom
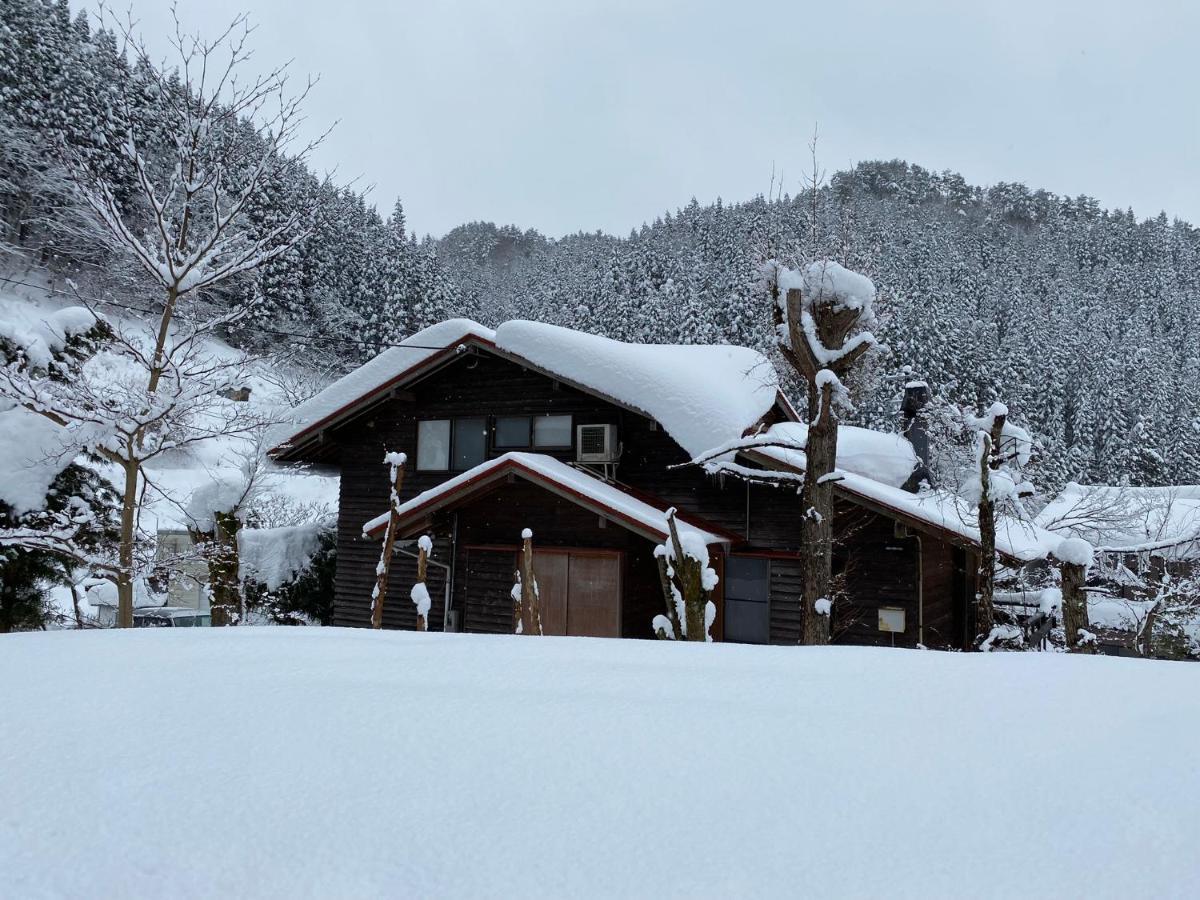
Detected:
left=361, top=452, right=732, bottom=547
left=268, top=319, right=784, bottom=462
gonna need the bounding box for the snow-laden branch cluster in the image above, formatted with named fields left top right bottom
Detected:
left=771, top=260, right=879, bottom=393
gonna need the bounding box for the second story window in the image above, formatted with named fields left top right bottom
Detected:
left=417, top=419, right=451, bottom=470
left=533, top=414, right=572, bottom=448
left=417, top=418, right=487, bottom=471
left=453, top=418, right=487, bottom=470
left=495, top=416, right=531, bottom=448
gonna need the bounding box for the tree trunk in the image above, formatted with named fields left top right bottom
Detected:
left=974, top=415, right=1005, bottom=645
left=116, top=458, right=139, bottom=628
left=519, top=533, right=542, bottom=635
left=801, top=379, right=837, bottom=645
left=414, top=542, right=429, bottom=632
left=370, top=456, right=407, bottom=629
left=146, top=286, right=179, bottom=397
left=205, top=510, right=242, bottom=627
left=1061, top=561, right=1090, bottom=652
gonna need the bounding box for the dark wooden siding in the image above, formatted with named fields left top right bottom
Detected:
left=324, top=345, right=974, bottom=649
left=920, top=536, right=959, bottom=649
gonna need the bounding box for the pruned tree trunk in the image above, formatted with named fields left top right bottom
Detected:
left=974, top=415, right=1005, bottom=644
left=196, top=510, right=242, bottom=627
left=775, top=282, right=875, bottom=645
left=1061, top=560, right=1090, bottom=652
left=654, top=509, right=715, bottom=641
left=801, top=378, right=837, bottom=645
left=370, top=453, right=407, bottom=630
left=518, top=530, right=542, bottom=635
left=414, top=539, right=429, bottom=632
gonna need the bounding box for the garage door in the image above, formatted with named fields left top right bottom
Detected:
left=523, top=550, right=621, bottom=638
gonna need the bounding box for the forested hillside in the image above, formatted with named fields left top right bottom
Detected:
left=437, top=173, right=1200, bottom=490
left=3, top=0, right=1197, bottom=491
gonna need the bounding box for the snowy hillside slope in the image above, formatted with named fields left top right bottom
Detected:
left=1, top=629, right=1197, bottom=898
left=0, top=280, right=338, bottom=603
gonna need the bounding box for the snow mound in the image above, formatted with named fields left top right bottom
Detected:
left=494, top=321, right=780, bottom=458
left=1056, top=537, right=1095, bottom=568
left=798, top=259, right=877, bottom=311
left=0, top=305, right=99, bottom=370
left=1, top=629, right=1198, bottom=897
left=0, top=407, right=74, bottom=514
left=761, top=421, right=918, bottom=488
left=238, top=523, right=328, bottom=591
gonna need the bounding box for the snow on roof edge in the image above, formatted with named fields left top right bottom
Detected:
left=268, top=319, right=495, bottom=454
left=362, top=452, right=727, bottom=546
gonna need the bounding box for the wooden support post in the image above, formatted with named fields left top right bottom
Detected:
left=518, top=529, right=542, bottom=635
left=370, top=452, right=407, bottom=630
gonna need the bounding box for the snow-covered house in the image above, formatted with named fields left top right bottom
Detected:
left=270, top=320, right=1059, bottom=648
left=1036, top=483, right=1200, bottom=593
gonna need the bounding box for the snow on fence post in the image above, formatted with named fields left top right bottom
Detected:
left=653, top=508, right=718, bottom=642
left=370, top=452, right=407, bottom=630
left=512, top=529, right=543, bottom=635
left=1056, top=537, right=1094, bottom=653
left=410, top=535, right=433, bottom=632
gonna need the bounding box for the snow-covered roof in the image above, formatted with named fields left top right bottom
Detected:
left=269, top=319, right=495, bottom=455
left=758, top=422, right=918, bottom=489
left=270, top=319, right=781, bottom=460
left=719, top=422, right=1061, bottom=563
left=362, top=452, right=730, bottom=547
left=1035, top=483, right=1200, bottom=559
left=492, top=322, right=778, bottom=458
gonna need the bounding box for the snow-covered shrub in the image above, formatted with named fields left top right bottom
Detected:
left=241, top=527, right=336, bottom=626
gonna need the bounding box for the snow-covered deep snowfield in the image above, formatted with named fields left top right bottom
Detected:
left=2, top=630, right=1197, bottom=898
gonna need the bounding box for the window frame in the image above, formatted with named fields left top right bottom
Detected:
left=416, top=418, right=453, bottom=472
left=452, top=417, right=488, bottom=471
left=531, top=414, right=574, bottom=449
left=723, top=555, right=771, bottom=645
left=493, top=415, right=533, bottom=449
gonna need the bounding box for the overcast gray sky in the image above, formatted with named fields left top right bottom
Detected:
left=105, top=0, right=1199, bottom=238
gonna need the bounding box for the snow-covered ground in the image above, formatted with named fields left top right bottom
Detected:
left=1, top=629, right=1197, bottom=898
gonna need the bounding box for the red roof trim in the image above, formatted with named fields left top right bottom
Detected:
left=269, top=335, right=499, bottom=459
left=364, top=457, right=728, bottom=546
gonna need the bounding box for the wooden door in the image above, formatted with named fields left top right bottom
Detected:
left=516, top=550, right=622, bottom=638
left=529, top=552, right=569, bottom=635
left=565, top=553, right=621, bottom=638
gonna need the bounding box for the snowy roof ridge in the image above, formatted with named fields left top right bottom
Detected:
left=362, top=452, right=729, bottom=546
left=271, top=318, right=783, bottom=460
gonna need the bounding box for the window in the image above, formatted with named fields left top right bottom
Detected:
left=453, top=417, right=487, bottom=470
left=724, top=556, right=770, bottom=644
left=533, top=414, right=572, bottom=447
left=417, top=419, right=451, bottom=471
left=495, top=416, right=531, bottom=448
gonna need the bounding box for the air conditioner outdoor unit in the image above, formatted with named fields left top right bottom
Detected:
left=576, top=423, right=618, bottom=463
